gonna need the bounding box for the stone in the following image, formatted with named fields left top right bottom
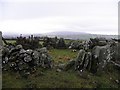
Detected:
left=26, top=49, right=33, bottom=55
left=89, top=37, right=107, bottom=49
left=56, top=38, right=66, bottom=49
left=83, top=52, right=92, bottom=70
left=64, top=59, right=75, bottom=71
left=115, top=80, right=119, bottom=84
left=91, top=45, right=111, bottom=73
left=2, top=45, right=52, bottom=77
left=68, top=41, right=83, bottom=50
left=24, top=55, right=32, bottom=63
left=43, top=37, right=58, bottom=49
left=19, top=49, right=26, bottom=54
left=78, top=70, right=89, bottom=79
left=58, top=64, right=66, bottom=70
left=38, top=47, right=48, bottom=53
left=72, top=49, right=77, bottom=52
left=16, top=35, right=41, bottom=49
left=75, top=49, right=86, bottom=70
left=56, top=68, right=62, bottom=72
left=68, top=40, right=115, bottom=74
left=15, top=45, right=23, bottom=50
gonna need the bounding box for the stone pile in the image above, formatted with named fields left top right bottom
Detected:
left=56, top=38, right=66, bottom=49
left=68, top=41, right=83, bottom=50
left=88, top=37, right=107, bottom=49
left=62, top=38, right=120, bottom=74
left=68, top=41, right=89, bottom=50
left=43, top=37, right=66, bottom=49
left=43, top=37, right=57, bottom=49
left=2, top=45, right=52, bottom=77
left=16, top=35, right=41, bottom=50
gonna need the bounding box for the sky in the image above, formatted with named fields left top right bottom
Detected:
left=0, top=0, right=119, bottom=35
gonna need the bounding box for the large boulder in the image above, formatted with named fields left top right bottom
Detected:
left=109, top=41, right=120, bottom=69
left=91, top=45, right=111, bottom=73
left=75, top=49, right=92, bottom=71
left=61, top=49, right=92, bottom=72
left=89, top=38, right=107, bottom=49
left=110, top=42, right=120, bottom=61
left=0, top=31, right=2, bottom=90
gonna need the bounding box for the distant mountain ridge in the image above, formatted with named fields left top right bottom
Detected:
left=2, top=31, right=118, bottom=40
left=42, top=31, right=118, bottom=40
left=43, top=31, right=88, bottom=36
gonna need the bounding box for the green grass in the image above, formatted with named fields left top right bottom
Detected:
left=64, top=39, right=83, bottom=44
left=2, top=40, right=16, bottom=45
left=49, top=49, right=78, bottom=64
left=6, top=40, right=16, bottom=44
left=2, top=67, right=119, bottom=88
left=3, top=40, right=43, bottom=47
left=2, top=47, right=120, bottom=88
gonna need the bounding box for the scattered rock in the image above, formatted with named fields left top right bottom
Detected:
left=56, top=68, right=62, bottom=72
left=115, top=80, right=119, bottom=84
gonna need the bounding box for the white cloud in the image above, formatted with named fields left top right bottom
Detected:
left=0, top=16, right=117, bottom=35
left=0, top=0, right=118, bottom=35
left=1, top=0, right=119, bottom=3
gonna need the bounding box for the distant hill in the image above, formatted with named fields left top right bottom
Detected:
left=42, top=31, right=118, bottom=40
left=43, top=31, right=88, bottom=36
left=2, top=31, right=118, bottom=40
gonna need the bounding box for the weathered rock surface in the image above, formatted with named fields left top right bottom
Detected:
left=64, top=38, right=120, bottom=74
left=2, top=45, right=52, bottom=77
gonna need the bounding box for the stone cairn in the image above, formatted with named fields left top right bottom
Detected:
left=43, top=37, right=58, bottom=49
left=16, top=35, right=41, bottom=50
left=62, top=38, right=120, bottom=74
left=56, top=38, right=66, bottom=49
left=2, top=44, right=52, bottom=77
left=43, top=37, right=66, bottom=49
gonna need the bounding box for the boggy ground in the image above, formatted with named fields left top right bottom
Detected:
left=2, top=49, right=120, bottom=88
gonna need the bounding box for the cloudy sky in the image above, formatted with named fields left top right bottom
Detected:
left=0, top=0, right=119, bottom=35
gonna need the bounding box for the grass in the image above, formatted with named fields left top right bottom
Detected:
left=6, top=40, right=16, bottom=44
left=2, top=66, right=119, bottom=88
left=2, top=40, right=120, bottom=88
left=2, top=40, right=16, bottom=45
left=48, top=49, right=78, bottom=64
left=64, top=39, right=83, bottom=44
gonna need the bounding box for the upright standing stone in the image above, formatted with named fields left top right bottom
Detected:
left=56, top=38, right=66, bottom=49
left=0, top=31, right=2, bottom=90
left=0, top=31, right=2, bottom=46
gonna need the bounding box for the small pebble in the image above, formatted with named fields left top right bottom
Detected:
left=56, top=68, right=62, bottom=72
left=115, top=80, right=119, bottom=84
